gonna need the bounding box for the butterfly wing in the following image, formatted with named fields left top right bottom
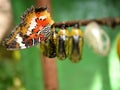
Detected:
left=3, top=6, right=54, bottom=50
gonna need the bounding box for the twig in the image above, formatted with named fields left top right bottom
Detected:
left=52, top=17, right=120, bottom=28
left=34, top=0, right=58, bottom=90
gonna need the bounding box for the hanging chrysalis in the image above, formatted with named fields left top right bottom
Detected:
left=84, top=22, right=110, bottom=56
left=56, top=25, right=69, bottom=60
left=117, top=34, right=120, bottom=60
left=40, top=27, right=57, bottom=57
left=47, top=27, right=57, bottom=58
left=69, top=24, right=83, bottom=63
left=40, top=40, right=49, bottom=56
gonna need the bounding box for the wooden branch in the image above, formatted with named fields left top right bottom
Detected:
left=52, top=17, right=120, bottom=28
left=34, top=0, right=58, bottom=90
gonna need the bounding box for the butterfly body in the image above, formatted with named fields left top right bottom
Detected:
left=3, top=6, right=54, bottom=50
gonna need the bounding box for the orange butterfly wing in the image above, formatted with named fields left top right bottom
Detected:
left=3, top=6, right=54, bottom=50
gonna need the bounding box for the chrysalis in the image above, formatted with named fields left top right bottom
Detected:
left=69, top=24, right=83, bottom=63
left=117, top=34, right=120, bottom=59
left=84, top=22, right=110, bottom=56
left=56, top=25, right=69, bottom=60
left=40, top=27, right=57, bottom=58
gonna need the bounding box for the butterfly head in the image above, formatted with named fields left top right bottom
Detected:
left=35, top=7, right=54, bottom=26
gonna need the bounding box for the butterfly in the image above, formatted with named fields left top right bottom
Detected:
left=3, top=6, right=54, bottom=50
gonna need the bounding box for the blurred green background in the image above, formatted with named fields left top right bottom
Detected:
left=0, top=0, right=120, bottom=90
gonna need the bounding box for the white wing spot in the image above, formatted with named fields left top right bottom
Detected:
left=26, top=31, right=31, bottom=36
left=16, top=34, right=26, bottom=49
left=27, top=17, right=37, bottom=35
left=39, top=37, right=41, bottom=42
